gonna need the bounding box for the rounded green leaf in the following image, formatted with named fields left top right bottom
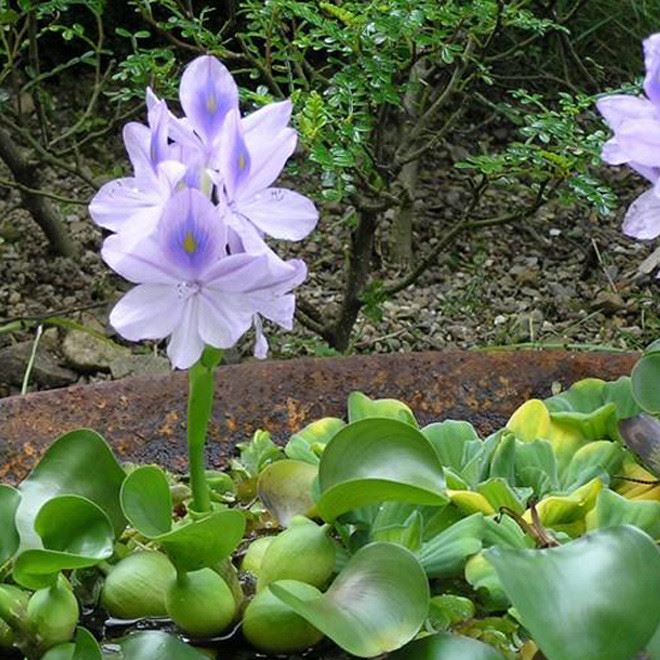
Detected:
left=632, top=353, right=660, bottom=414
left=120, top=466, right=173, bottom=537
left=485, top=526, right=660, bottom=660
left=318, top=418, right=447, bottom=521
left=159, top=509, right=245, bottom=571
left=13, top=495, right=114, bottom=589
left=348, top=392, right=418, bottom=427
left=115, top=631, right=209, bottom=659
left=390, top=632, right=504, bottom=659
left=257, top=460, right=318, bottom=526
left=17, top=429, right=126, bottom=549
left=0, top=485, right=21, bottom=564
left=270, top=542, right=429, bottom=657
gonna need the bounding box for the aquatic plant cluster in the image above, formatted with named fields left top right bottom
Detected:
left=0, top=32, right=659, bottom=660
left=0, top=377, right=658, bottom=659
left=90, top=55, right=318, bottom=369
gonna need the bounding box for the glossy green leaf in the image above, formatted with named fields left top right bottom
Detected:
left=482, top=515, right=534, bottom=549
left=586, top=489, right=660, bottom=539
left=417, top=513, right=484, bottom=578
left=13, top=495, right=114, bottom=589
left=561, top=440, right=624, bottom=491
left=645, top=339, right=660, bottom=354
left=120, top=466, right=172, bottom=537
left=257, top=459, right=318, bottom=526
left=270, top=542, right=429, bottom=657
left=120, top=465, right=245, bottom=570
left=317, top=418, right=446, bottom=521
left=632, top=353, right=660, bottom=414
left=371, top=510, right=423, bottom=551
left=348, top=392, right=418, bottom=427
left=422, top=420, right=481, bottom=474
left=449, top=479, right=529, bottom=517
left=0, top=485, right=20, bottom=564
left=486, top=526, right=660, bottom=660
left=285, top=417, right=346, bottom=464
left=509, top=439, right=558, bottom=497
left=16, top=429, right=126, bottom=549
left=465, top=552, right=509, bottom=611
left=545, top=377, right=639, bottom=420
left=531, top=477, right=603, bottom=537
left=41, top=627, right=102, bottom=660
left=114, top=631, right=208, bottom=659
left=390, top=632, right=504, bottom=659
left=159, top=509, right=245, bottom=571
left=427, top=594, right=475, bottom=630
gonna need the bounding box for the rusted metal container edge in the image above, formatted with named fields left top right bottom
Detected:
left=0, top=350, right=637, bottom=483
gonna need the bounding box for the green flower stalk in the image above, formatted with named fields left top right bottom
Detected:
left=187, top=347, right=223, bottom=513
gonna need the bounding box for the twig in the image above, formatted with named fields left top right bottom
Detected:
left=0, top=301, right=107, bottom=327
left=0, top=176, right=88, bottom=206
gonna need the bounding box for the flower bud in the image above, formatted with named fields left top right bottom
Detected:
left=101, top=551, right=176, bottom=620
left=242, top=580, right=323, bottom=653
left=26, top=575, right=79, bottom=652
left=257, top=518, right=335, bottom=591
left=165, top=568, right=236, bottom=638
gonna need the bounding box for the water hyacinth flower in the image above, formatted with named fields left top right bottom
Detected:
left=91, top=55, right=317, bottom=250
left=597, top=33, right=660, bottom=243
left=91, top=54, right=317, bottom=364
left=103, top=189, right=306, bottom=369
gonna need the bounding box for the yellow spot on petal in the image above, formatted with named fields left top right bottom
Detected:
left=238, top=153, right=246, bottom=171
left=183, top=232, right=197, bottom=254
left=206, top=94, right=217, bottom=113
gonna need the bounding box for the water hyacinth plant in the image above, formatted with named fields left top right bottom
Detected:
left=0, top=40, right=659, bottom=660
left=92, top=55, right=316, bottom=513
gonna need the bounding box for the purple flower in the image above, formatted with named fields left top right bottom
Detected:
left=597, top=33, right=660, bottom=242
left=218, top=106, right=318, bottom=243
left=92, top=55, right=317, bottom=249
left=89, top=99, right=186, bottom=242
left=103, top=189, right=306, bottom=369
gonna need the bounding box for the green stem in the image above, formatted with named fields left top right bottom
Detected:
left=187, top=347, right=223, bottom=513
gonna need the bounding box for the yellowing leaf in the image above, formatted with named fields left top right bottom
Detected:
left=523, top=478, right=603, bottom=537
left=614, top=459, right=660, bottom=501
left=507, top=399, right=589, bottom=468
left=447, top=491, right=495, bottom=516
left=507, top=400, right=551, bottom=443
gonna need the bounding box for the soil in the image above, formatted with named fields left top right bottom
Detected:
left=0, top=101, right=658, bottom=398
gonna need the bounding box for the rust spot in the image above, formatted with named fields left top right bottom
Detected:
left=0, top=351, right=639, bottom=483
